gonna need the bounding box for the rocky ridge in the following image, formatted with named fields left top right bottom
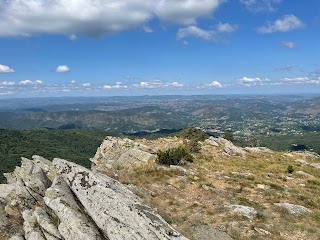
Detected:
left=0, top=155, right=187, bottom=240
left=90, top=136, right=320, bottom=240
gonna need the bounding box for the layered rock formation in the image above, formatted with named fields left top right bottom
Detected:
left=0, top=155, right=187, bottom=240
left=91, top=136, right=156, bottom=171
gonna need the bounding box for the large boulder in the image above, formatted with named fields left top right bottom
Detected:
left=91, top=136, right=156, bottom=170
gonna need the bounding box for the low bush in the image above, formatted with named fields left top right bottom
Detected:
left=156, top=145, right=194, bottom=166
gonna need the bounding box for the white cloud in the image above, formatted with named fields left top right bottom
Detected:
left=0, top=64, right=14, bottom=73
left=281, top=41, right=295, bottom=49
left=216, top=23, right=238, bottom=33
left=238, top=77, right=270, bottom=86
left=70, top=80, right=76, bottom=84
left=282, top=77, right=309, bottom=82
left=257, top=15, right=303, bottom=33
left=240, top=0, right=282, bottom=12
left=19, top=80, right=43, bottom=85
left=155, top=0, right=222, bottom=25
left=0, top=81, right=16, bottom=86
left=133, top=80, right=184, bottom=89
left=209, top=81, right=223, bottom=88
left=282, top=77, right=320, bottom=85
left=103, top=84, right=128, bottom=90
left=0, top=0, right=224, bottom=37
left=177, top=26, right=217, bottom=41
left=56, top=65, right=70, bottom=73
left=82, top=83, right=91, bottom=87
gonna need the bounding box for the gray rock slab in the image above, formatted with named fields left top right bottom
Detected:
left=53, top=158, right=188, bottom=240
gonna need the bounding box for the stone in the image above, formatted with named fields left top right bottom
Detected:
left=254, top=228, right=272, bottom=236
left=91, top=136, right=156, bottom=170
left=274, top=203, right=311, bottom=215
left=310, top=163, right=320, bottom=169
left=205, top=137, right=219, bottom=147
left=33, top=207, right=62, bottom=239
left=256, top=184, right=269, bottom=190
left=22, top=209, right=46, bottom=240
left=53, top=158, right=187, bottom=240
left=0, top=184, right=15, bottom=202
left=205, top=137, right=246, bottom=156
left=44, top=176, right=103, bottom=240
left=190, top=225, right=232, bottom=240
left=294, top=159, right=309, bottom=165
left=295, top=171, right=314, bottom=178
left=226, top=204, right=257, bottom=219
left=9, top=236, right=25, bottom=240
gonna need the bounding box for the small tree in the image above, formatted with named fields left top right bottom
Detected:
left=287, top=165, right=294, bottom=174
left=222, top=132, right=234, bottom=141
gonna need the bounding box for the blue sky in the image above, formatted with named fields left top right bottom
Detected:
left=0, top=0, right=319, bottom=97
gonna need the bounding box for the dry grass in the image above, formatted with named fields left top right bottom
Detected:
left=101, top=137, right=320, bottom=240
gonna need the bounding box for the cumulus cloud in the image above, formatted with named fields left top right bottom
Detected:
left=133, top=80, right=184, bottom=89
left=0, top=0, right=223, bottom=38
left=238, top=77, right=269, bottom=86
left=216, top=23, right=238, bottom=33
left=0, top=64, right=15, bottom=73
left=257, top=15, right=303, bottom=33
left=19, top=80, right=43, bottom=85
left=240, top=0, right=282, bottom=12
left=177, top=26, right=217, bottom=41
left=82, top=83, right=91, bottom=87
left=56, top=65, right=70, bottom=73
left=209, top=81, right=223, bottom=88
left=0, top=81, right=16, bottom=86
left=281, top=41, right=295, bottom=49
left=70, top=80, right=76, bottom=84
left=155, top=0, right=222, bottom=25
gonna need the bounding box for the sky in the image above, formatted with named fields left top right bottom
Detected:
left=0, top=0, right=319, bottom=98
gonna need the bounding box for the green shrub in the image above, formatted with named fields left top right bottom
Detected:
left=222, top=132, right=234, bottom=141
left=178, top=128, right=208, bottom=142
left=156, top=145, right=194, bottom=166
left=287, top=165, right=294, bottom=174
left=187, top=139, right=201, bottom=153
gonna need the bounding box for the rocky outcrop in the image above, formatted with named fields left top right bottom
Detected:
left=91, top=136, right=156, bottom=170
left=225, top=204, right=258, bottom=220
left=0, top=155, right=187, bottom=240
left=274, top=203, right=311, bottom=215
left=205, top=137, right=246, bottom=156
left=205, top=137, right=273, bottom=157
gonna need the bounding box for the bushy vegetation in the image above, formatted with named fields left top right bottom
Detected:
left=222, top=132, right=234, bottom=141
left=156, top=145, right=194, bottom=166
left=178, top=128, right=208, bottom=142
left=287, top=165, right=294, bottom=174
left=0, top=129, right=111, bottom=183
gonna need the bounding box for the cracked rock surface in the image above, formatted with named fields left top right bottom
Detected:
left=0, top=155, right=187, bottom=240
